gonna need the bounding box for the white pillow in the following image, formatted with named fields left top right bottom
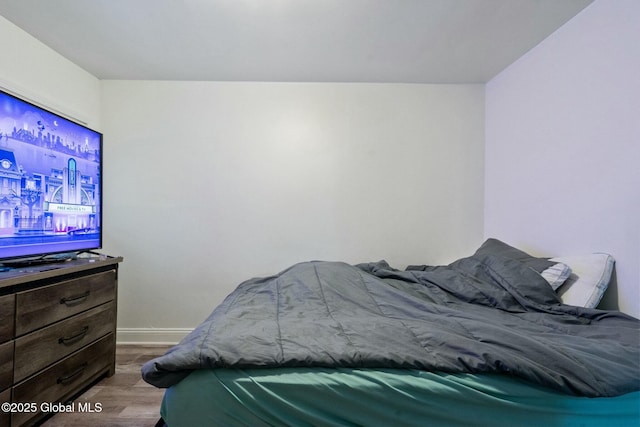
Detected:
left=540, top=262, right=572, bottom=290
left=551, top=253, right=615, bottom=308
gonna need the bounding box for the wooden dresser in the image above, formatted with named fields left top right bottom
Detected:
left=0, top=255, right=122, bottom=427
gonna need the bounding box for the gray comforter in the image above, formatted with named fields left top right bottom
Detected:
left=142, top=240, right=640, bottom=397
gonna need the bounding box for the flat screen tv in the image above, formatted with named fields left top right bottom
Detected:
left=0, top=89, right=102, bottom=265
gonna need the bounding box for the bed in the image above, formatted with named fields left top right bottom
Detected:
left=142, top=239, right=640, bottom=426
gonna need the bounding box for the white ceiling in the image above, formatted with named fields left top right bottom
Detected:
left=0, top=0, right=593, bottom=83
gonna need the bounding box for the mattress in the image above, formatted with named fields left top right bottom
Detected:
left=160, top=368, right=640, bottom=427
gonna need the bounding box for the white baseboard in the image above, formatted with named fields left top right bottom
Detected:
left=116, top=328, right=193, bottom=345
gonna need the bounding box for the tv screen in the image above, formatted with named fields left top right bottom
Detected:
left=0, top=89, right=102, bottom=262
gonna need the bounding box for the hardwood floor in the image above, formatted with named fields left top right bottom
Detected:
left=40, top=344, right=172, bottom=427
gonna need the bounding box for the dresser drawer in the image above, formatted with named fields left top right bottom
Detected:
left=12, top=334, right=114, bottom=427
left=0, top=340, right=13, bottom=391
left=0, top=294, right=15, bottom=342
left=15, top=270, right=116, bottom=336
left=14, top=302, right=115, bottom=383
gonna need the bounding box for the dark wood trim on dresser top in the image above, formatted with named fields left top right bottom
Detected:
left=0, top=257, right=122, bottom=295
left=0, top=255, right=122, bottom=427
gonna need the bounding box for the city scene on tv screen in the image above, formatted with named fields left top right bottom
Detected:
left=0, top=91, right=101, bottom=259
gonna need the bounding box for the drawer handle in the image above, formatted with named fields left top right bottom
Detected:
left=60, top=290, right=91, bottom=306
left=58, top=326, right=89, bottom=346
left=57, top=362, right=88, bottom=385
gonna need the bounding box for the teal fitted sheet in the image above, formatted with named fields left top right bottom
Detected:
left=160, top=368, right=640, bottom=427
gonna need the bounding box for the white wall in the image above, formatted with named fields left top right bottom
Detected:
left=0, top=16, right=101, bottom=128
left=11, top=0, right=635, bottom=341
left=485, top=0, right=639, bottom=317
left=100, top=81, right=485, bottom=339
